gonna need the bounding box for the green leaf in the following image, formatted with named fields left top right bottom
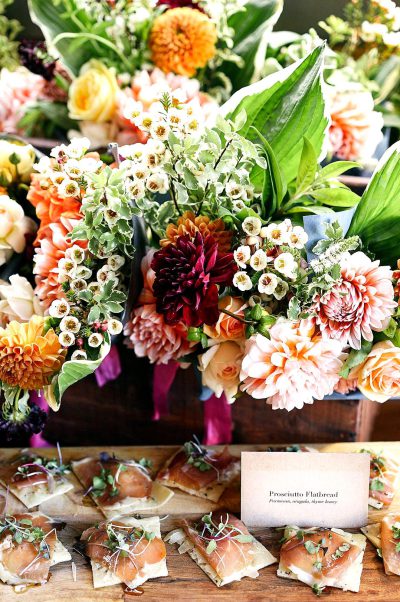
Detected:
left=296, top=137, right=317, bottom=194
left=253, top=127, right=287, bottom=216
left=348, top=142, right=400, bottom=267
left=221, top=45, right=328, bottom=189
left=339, top=340, right=373, bottom=379
left=44, top=341, right=111, bottom=411
left=370, top=478, right=385, bottom=492
left=206, top=540, right=217, bottom=554
left=224, top=0, right=284, bottom=91
left=317, top=161, right=360, bottom=181
left=310, top=187, right=360, bottom=207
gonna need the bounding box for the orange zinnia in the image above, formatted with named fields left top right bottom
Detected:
left=149, top=8, right=217, bottom=77
left=27, top=174, right=82, bottom=244
left=160, top=211, right=233, bottom=253
left=0, top=315, right=65, bottom=390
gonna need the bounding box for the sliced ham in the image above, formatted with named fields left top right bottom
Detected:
left=73, top=457, right=152, bottom=505
left=81, top=521, right=166, bottom=583
left=0, top=459, right=49, bottom=490
left=182, top=512, right=255, bottom=580
left=281, top=529, right=360, bottom=585
left=0, top=513, right=57, bottom=583
left=157, top=447, right=236, bottom=491
left=369, top=453, right=399, bottom=507
left=381, top=515, right=400, bottom=575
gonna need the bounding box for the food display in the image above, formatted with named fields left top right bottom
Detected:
left=278, top=526, right=367, bottom=594
left=0, top=450, right=73, bottom=508
left=166, top=511, right=276, bottom=586
left=72, top=452, right=173, bottom=518
left=362, top=450, right=399, bottom=509
left=156, top=440, right=240, bottom=501
left=362, top=515, right=400, bottom=576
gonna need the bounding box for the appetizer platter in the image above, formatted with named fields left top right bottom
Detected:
left=0, top=442, right=400, bottom=602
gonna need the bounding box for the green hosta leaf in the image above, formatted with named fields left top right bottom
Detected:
left=254, top=127, right=287, bottom=216
left=316, top=161, right=360, bottom=181
left=225, top=0, right=284, bottom=91
left=44, top=341, right=111, bottom=411
left=310, top=187, right=360, bottom=207
left=348, top=142, right=400, bottom=268
left=296, top=138, right=317, bottom=194
left=221, top=45, right=328, bottom=190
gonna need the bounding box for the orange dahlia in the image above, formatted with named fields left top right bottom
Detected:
left=27, top=174, right=82, bottom=244
left=160, top=211, right=233, bottom=252
left=149, top=8, right=217, bottom=77
left=0, top=315, right=65, bottom=390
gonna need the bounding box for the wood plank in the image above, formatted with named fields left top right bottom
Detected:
left=0, top=442, right=399, bottom=601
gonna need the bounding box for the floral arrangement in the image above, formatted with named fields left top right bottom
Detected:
left=0, top=0, right=282, bottom=146
left=263, top=0, right=400, bottom=164
left=1, top=44, right=400, bottom=440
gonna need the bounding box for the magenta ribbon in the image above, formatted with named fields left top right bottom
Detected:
left=152, top=361, right=180, bottom=420
left=95, top=344, right=122, bottom=387
left=203, top=392, right=232, bottom=445
left=29, top=390, right=51, bottom=448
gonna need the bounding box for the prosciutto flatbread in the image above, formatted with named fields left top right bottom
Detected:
left=0, top=450, right=73, bottom=509
left=165, top=511, right=276, bottom=586
left=156, top=440, right=240, bottom=502
left=72, top=453, right=173, bottom=518
left=362, top=515, right=400, bottom=576
left=361, top=449, right=399, bottom=509
left=278, top=526, right=366, bottom=594
left=0, top=512, right=70, bottom=586
left=80, top=516, right=167, bottom=589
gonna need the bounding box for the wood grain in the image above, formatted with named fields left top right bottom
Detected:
left=0, top=442, right=399, bottom=601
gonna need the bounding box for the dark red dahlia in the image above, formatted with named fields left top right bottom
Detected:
left=19, top=40, right=56, bottom=81
left=151, top=232, right=237, bottom=327
left=157, top=0, right=201, bottom=9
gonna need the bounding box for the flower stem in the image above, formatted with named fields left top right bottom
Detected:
left=220, top=308, right=253, bottom=324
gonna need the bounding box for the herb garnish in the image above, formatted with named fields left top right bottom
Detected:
left=194, top=513, right=253, bottom=557
left=311, top=583, right=325, bottom=596
left=89, top=454, right=152, bottom=499
left=0, top=515, right=54, bottom=570
left=391, top=522, right=400, bottom=553
left=91, top=522, right=157, bottom=570
left=183, top=436, right=219, bottom=476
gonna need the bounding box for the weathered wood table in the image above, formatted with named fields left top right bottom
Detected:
left=0, top=442, right=399, bottom=601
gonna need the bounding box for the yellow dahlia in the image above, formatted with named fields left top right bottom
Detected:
left=0, top=315, right=65, bottom=390
left=149, top=8, right=217, bottom=77
left=160, top=211, right=233, bottom=252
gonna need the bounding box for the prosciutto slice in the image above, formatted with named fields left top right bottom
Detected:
left=280, top=529, right=361, bottom=587
left=368, top=452, right=399, bottom=507
left=157, top=447, right=236, bottom=491
left=182, top=512, right=256, bottom=580
left=381, top=515, right=400, bottom=575
left=0, top=458, right=49, bottom=490
left=73, top=457, right=152, bottom=504
left=0, top=514, right=57, bottom=583
left=81, top=521, right=166, bottom=584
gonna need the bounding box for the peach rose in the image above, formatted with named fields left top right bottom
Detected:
left=355, top=341, right=400, bottom=402
left=203, top=296, right=246, bottom=341
left=0, top=195, right=35, bottom=266
left=198, top=341, right=243, bottom=403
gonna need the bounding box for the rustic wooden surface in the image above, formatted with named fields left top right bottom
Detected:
left=9, top=345, right=377, bottom=448
left=0, top=442, right=399, bottom=601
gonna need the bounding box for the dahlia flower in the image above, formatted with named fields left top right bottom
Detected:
left=161, top=211, right=233, bottom=253
left=33, top=217, right=86, bottom=308
left=334, top=377, right=358, bottom=395
left=124, top=303, right=195, bottom=364
left=199, top=341, right=243, bottom=404
left=0, top=315, right=65, bottom=390
left=138, top=248, right=156, bottom=305
left=353, top=341, right=400, bottom=403
left=314, top=251, right=396, bottom=350
left=149, top=7, right=217, bottom=77
left=240, top=319, right=345, bottom=411
left=327, top=85, right=383, bottom=161
left=151, top=232, right=237, bottom=327
left=0, top=67, right=44, bottom=133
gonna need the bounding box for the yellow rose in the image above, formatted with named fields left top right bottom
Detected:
left=0, top=140, right=35, bottom=184
left=354, top=341, right=400, bottom=403
left=198, top=341, right=243, bottom=403
left=68, top=60, right=118, bottom=123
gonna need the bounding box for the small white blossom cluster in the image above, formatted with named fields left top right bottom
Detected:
left=34, top=137, right=103, bottom=199
left=119, top=139, right=170, bottom=199
left=310, top=239, right=357, bottom=275
left=232, top=217, right=308, bottom=300
left=49, top=247, right=125, bottom=358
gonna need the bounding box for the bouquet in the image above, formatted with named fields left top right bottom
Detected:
left=0, top=0, right=283, bottom=146
left=1, top=45, right=400, bottom=440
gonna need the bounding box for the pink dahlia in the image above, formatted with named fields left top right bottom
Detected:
left=334, top=377, right=358, bottom=395
left=314, top=251, right=396, bottom=350
left=0, top=67, right=44, bottom=133
left=151, top=232, right=237, bottom=327
left=240, top=319, right=345, bottom=411
left=124, top=303, right=195, bottom=364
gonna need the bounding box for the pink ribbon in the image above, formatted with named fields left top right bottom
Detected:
left=95, top=344, right=122, bottom=387
left=29, top=390, right=51, bottom=448
left=203, top=392, right=232, bottom=445
left=152, top=361, right=180, bottom=420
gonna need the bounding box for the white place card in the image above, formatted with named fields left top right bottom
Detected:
left=241, top=451, right=370, bottom=528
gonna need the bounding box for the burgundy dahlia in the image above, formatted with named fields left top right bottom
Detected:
left=157, top=0, right=201, bottom=9
left=151, top=232, right=237, bottom=327
left=19, top=40, right=56, bottom=81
